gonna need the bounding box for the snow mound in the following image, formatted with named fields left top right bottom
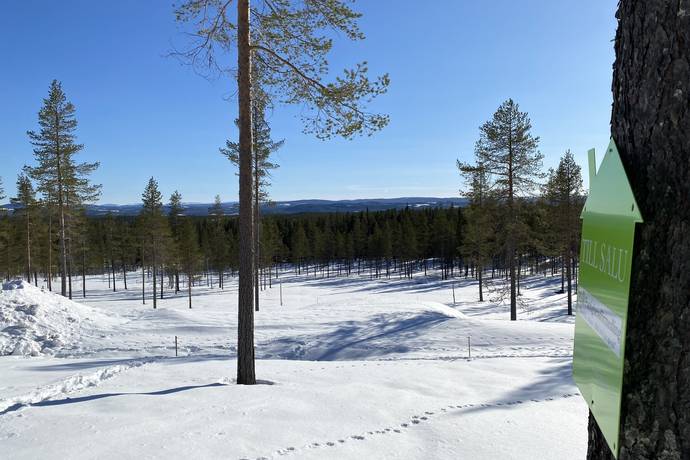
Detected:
left=419, top=301, right=468, bottom=319
left=0, top=280, right=118, bottom=357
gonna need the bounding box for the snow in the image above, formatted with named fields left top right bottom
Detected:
left=0, top=270, right=587, bottom=459
left=0, top=281, right=122, bottom=357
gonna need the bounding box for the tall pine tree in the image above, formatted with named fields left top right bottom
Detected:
left=176, top=0, right=390, bottom=384
left=26, top=80, right=101, bottom=297
left=474, top=99, right=543, bottom=320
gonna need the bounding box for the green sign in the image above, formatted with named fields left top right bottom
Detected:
left=573, top=139, right=642, bottom=458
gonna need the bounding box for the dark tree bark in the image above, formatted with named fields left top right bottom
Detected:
left=587, top=1, right=690, bottom=459
left=236, top=0, right=256, bottom=385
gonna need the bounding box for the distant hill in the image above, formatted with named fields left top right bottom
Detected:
left=1, top=197, right=467, bottom=217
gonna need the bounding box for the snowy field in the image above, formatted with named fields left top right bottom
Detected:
left=1, top=269, right=587, bottom=459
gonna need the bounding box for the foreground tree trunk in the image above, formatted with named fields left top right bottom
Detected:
left=236, top=0, right=256, bottom=385
left=587, top=1, right=690, bottom=458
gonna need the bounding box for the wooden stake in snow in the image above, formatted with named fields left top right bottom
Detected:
left=452, top=283, right=456, bottom=304
left=279, top=281, right=283, bottom=306
left=175, top=336, right=178, bottom=357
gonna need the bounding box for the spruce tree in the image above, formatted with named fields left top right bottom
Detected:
left=26, top=80, right=101, bottom=297
left=474, top=99, right=543, bottom=320
left=221, top=88, right=282, bottom=311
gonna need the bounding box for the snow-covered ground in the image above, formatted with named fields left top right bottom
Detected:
left=0, top=269, right=587, bottom=459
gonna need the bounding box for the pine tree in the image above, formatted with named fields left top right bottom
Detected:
left=168, top=190, right=184, bottom=293
left=587, top=2, right=690, bottom=458
left=474, top=99, right=543, bottom=320
left=139, top=177, right=167, bottom=308
left=176, top=0, right=390, bottom=384
left=11, top=174, right=37, bottom=282
left=26, top=80, right=101, bottom=297
left=542, top=150, right=584, bottom=315
left=178, top=217, right=200, bottom=309
left=208, top=195, right=228, bottom=288
left=458, top=161, right=495, bottom=301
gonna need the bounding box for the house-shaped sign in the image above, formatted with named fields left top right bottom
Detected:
left=573, top=139, right=643, bottom=458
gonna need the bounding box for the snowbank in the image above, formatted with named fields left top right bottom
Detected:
left=0, top=280, right=117, bottom=356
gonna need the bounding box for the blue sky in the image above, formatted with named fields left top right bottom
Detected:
left=0, top=0, right=617, bottom=204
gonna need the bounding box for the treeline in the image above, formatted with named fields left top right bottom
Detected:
left=1, top=183, right=582, bottom=307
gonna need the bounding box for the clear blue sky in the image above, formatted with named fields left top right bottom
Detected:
left=0, top=0, right=617, bottom=204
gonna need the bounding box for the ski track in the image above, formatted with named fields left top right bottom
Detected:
left=248, top=392, right=581, bottom=460
left=0, top=357, right=159, bottom=415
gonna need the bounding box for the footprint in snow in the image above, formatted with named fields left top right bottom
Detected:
left=351, top=435, right=365, bottom=441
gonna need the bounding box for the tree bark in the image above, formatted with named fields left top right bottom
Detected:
left=587, top=2, right=690, bottom=458
left=254, top=148, right=260, bottom=312
left=236, top=0, right=256, bottom=385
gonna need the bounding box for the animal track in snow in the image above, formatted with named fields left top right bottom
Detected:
left=267, top=392, right=580, bottom=458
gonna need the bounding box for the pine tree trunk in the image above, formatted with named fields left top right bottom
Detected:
left=236, top=0, right=256, bottom=385
left=566, top=249, right=572, bottom=315
left=254, top=157, right=260, bottom=312
left=67, top=235, right=73, bottom=300
left=26, top=211, right=31, bottom=281
left=56, top=140, right=68, bottom=297
left=141, top=241, right=145, bottom=305
left=47, top=201, right=52, bottom=292
left=188, top=272, right=192, bottom=309
left=82, top=242, right=86, bottom=298
left=587, top=2, right=690, bottom=458
left=478, top=263, right=484, bottom=302
left=152, top=242, right=157, bottom=309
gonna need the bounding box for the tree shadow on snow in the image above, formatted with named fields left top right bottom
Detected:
left=0, top=378, right=276, bottom=415
left=452, top=357, right=576, bottom=415
left=26, top=354, right=233, bottom=372
left=261, top=311, right=455, bottom=361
